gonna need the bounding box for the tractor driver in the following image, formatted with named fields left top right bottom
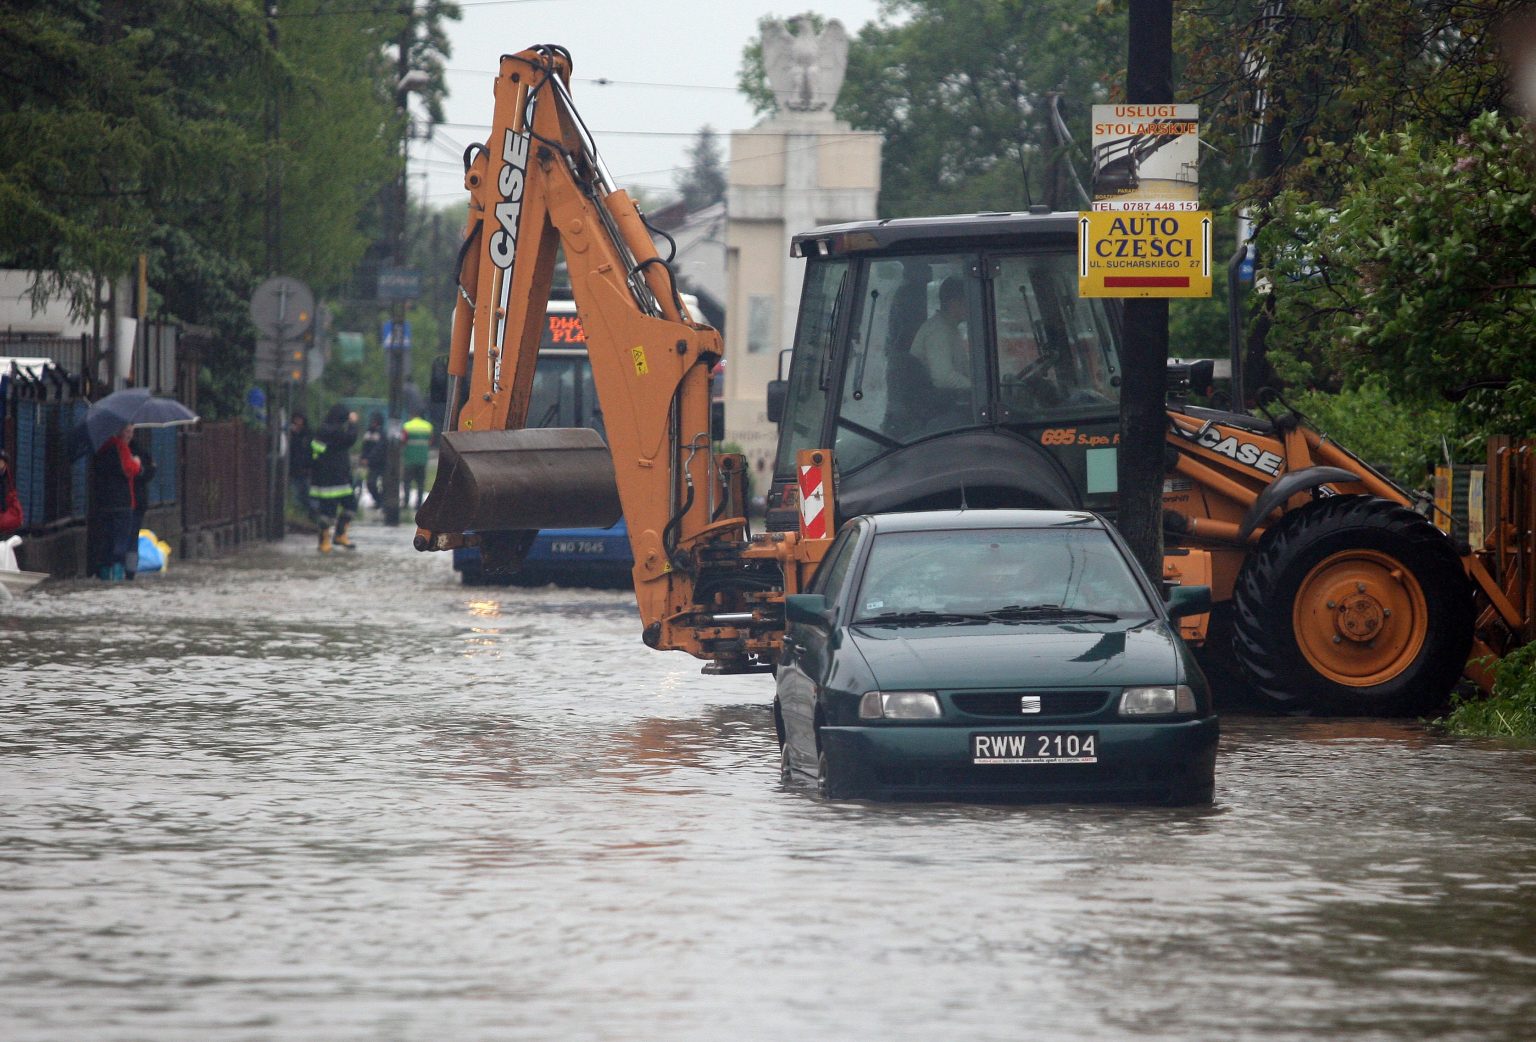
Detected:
left=910, top=275, right=972, bottom=392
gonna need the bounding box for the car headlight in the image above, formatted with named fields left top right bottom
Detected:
left=858, top=691, right=942, bottom=720
left=1118, top=685, right=1196, bottom=716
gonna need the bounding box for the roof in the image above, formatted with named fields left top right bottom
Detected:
left=859, top=509, right=1110, bottom=534
left=790, top=209, right=1081, bottom=258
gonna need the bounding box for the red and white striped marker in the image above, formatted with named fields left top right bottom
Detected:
left=798, top=463, right=827, bottom=539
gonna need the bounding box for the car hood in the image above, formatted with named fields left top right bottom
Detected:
left=847, top=620, right=1182, bottom=690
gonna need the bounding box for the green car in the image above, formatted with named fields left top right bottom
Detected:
left=773, top=509, right=1219, bottom=804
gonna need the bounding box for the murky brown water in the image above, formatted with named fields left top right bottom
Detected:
left=3, top=522, right=1535, bottom=1041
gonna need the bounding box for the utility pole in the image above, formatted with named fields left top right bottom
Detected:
left=1118, top=0, right=1173, bottom=580
left=383, top=12, right=414, bottom=528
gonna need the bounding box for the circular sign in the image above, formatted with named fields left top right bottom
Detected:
left=250, top=276, right=315, bottom=339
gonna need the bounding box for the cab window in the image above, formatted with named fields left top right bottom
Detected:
left=832, top=255, right=984, bottom=473
left=994, top=253, right=1121, bottom=422
left=772, top=259, right=850, bottom=476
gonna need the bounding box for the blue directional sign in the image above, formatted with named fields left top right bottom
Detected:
left=381, top=320, right=412, bottom=352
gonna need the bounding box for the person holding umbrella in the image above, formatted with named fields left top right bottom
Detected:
left=74, top=387, right=198, bottom=580
left=91, top=424, right=142, bottom=580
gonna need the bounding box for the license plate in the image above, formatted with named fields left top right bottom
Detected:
left=971, top=731, right=1098, bottom=765
left=549, top=539, right=606, bottom=555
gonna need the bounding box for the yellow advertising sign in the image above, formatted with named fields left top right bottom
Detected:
left=1078, top=210, right=1213, bottom=298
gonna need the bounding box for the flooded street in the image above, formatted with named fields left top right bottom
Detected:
left=3, top=522, right=1535, bottom=1041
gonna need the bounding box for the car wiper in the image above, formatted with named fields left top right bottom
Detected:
left=855, top=610, right=992, bottom=627
left=984, top=604, right=1121, bottom=622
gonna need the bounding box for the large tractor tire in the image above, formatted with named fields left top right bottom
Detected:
left=1231, top=495, right=1473, bottom=716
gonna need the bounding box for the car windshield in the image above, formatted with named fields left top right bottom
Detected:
left=851, top=526, right=1153, bottom=624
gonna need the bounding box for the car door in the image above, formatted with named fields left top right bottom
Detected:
left=776, top=522, right=863, bottom=774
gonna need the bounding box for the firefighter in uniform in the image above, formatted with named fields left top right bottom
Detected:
left=310, top=404, right=360, bottom=552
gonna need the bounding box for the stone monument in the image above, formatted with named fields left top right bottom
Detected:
left=723, top=14, right=881, bottom=495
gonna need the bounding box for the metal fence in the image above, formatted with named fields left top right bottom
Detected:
left=3, top=385, right=90, bottom=530
left=182, top=421, right=270, bottom=535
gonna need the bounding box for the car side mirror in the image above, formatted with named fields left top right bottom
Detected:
left=1165, top=584, right=1212, bottom=619
left=785, top=592, right=840, bottom=646
left=785, top=592, right=832, bottom=626
left=766, top=379, right=787, bottom=425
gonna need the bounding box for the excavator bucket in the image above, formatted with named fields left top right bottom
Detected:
left=415, top=427, right=623, bottom=539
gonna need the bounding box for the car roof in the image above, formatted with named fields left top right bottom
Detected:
left=857, top=509, right=1110, bottom=534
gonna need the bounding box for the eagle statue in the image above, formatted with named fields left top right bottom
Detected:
left=761, top=15, right=849, bottom=113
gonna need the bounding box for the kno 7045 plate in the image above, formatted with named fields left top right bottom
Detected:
left=550, top=539, right=607, bottom=554
left=972, top=732, right=1099, bottom=765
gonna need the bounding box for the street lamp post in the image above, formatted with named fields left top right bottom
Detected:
left=383, top=67, right=431, bottom=527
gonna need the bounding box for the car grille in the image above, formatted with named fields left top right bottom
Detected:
left=949, top=689, right=1112, bottom=719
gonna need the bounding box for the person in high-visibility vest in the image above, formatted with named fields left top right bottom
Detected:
left=310, top=404, right=359, bottom=553
left=401, top=410, right=434, bottom=510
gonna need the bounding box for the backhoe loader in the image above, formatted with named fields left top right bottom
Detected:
left=416, top=45, right=1524, bottom=717
left=413, top=45, right=829, bottom=674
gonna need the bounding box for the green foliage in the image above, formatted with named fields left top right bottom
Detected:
left=842, top=0, right=1123, bottom=216
left=1257, top=112, right=1536, bottom=444
left=1436, top=642, right=1536, bottom=738
left=0, top=0, right=458, bottom=419
left=1177, top=0, right=1512, bottom=210
left=1289, top=379, right=1454, bottom=483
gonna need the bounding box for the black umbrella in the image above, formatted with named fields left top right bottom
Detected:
left=73, top=388, right=199, bottom=457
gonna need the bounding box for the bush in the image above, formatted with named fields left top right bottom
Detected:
left=1290, top=379, right=1454, bottom=484
left=1435, top=642, right=1536, bottom=738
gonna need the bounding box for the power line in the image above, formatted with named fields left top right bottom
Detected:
left=273, top=0, right=556, bottom=18
left=443, top=67, right=740, bottom=94
left=435, top=120, right=720, bottom=138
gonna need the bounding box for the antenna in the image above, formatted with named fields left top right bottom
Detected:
left=1019, top=143, right=1034, bottom=209
left=959, top=482, right=970, bottom=511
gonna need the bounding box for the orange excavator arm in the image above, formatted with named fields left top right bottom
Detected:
left=415, top=46, right=828, bottom=672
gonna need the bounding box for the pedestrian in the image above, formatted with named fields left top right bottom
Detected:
left=401, top=408, right=434, bottom=510
left=288, top=412, right=314, bottom=518
left=90, top=424, right=142, bottom=580
left=360, top=412, right=387, bottom=510
left=309, top=403, right=359, bottom=553
left=124, top=431, right=157, bottom=580
left=0, top=449, right=22, bottom=537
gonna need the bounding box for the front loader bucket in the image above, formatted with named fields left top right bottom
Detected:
left=415, top=427, right=622, bottom=540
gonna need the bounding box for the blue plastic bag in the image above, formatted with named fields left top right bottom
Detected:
left=136, top=532, right=165, bottom=573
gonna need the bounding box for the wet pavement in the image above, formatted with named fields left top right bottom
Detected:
left=3, top=521, right=1535, bottom=1041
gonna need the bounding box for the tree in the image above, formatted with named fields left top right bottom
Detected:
left=1175, top=1, right=1520, bottom=392
left=1259, top=111, right=1536, bottom=441
left=0, top=0, right=459, bottom=417
left=738, top=1, right=1124, bottom=217
left=674, top=125, right=726, bottom=211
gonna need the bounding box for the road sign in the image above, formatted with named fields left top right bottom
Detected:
left=1078, top=211, right=1213, bottom=298
left=255, top=338, right=307, bottom=383
left=377, top=267, right=421, bottom=302
left=381, top=320, right=412, bottom=352
left=250, top=276, right=314, bottom=339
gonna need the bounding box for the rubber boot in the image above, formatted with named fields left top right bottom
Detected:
left=334, top=514, right=356, bottom=550
left=318, top=525, right=333, bottom=554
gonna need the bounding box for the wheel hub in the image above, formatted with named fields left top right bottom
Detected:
left=1335, top=592, right=1385, bottom=642
left=1293, top=550, right=1427, bottom=687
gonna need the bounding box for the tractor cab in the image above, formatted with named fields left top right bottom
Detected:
left=766, top=211, right=1125, bottom=531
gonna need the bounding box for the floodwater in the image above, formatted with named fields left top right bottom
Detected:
left=3, top=523, right=1535, bottom=1042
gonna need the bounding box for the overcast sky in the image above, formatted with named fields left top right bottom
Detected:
left=412, top=0, right=887, bottom=210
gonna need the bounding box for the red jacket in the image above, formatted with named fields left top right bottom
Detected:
left=0, top=482, right=20, bottom=536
